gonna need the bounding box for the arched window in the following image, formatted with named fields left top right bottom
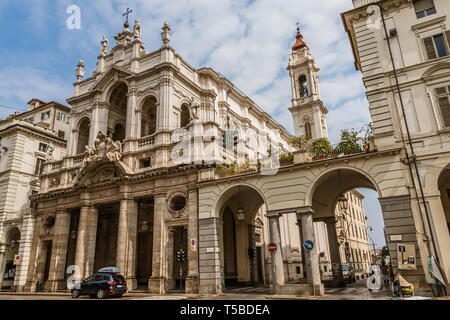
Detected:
left=304, top=122, right=312, bottom=139
left=77, top=118, right=90, bottom=155
left=141, top=96, right=157, bottom=137
left=108, top=83, right=128, bottom=142
left=180, top=104, right=190, bottom=127
left=299, top=75, right=308, bottom=97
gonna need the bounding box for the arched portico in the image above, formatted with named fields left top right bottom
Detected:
left=198, top=150, right=432, bottom=295
left=0, top=227, right=21, bottom=290
left=215, top=185, right=265, bottom=288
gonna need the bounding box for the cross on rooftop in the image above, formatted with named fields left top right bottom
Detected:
left=123, top=8, right=133, bottom=24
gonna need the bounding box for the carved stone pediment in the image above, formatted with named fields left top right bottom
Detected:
left=81, top=131, right=122, bottom=170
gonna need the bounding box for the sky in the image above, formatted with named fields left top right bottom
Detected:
left=0, top=0, right=385, bottom=248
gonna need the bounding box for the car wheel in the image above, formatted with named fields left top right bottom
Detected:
left=71, top=290, right=80, bottom=298
left=97, top=289, right=105, bottom=299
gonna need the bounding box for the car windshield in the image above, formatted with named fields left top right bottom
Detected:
left=342, top=265, right=349, bottom=271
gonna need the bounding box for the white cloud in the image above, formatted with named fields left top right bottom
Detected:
left=0, top=66, right=72, bottom=118
left=1, top=0, right=372, bottom=139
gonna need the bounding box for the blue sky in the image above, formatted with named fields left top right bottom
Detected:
left=0, top=0, right=385, bottom=247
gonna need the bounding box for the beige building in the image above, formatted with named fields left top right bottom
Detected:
left=335, top=190, right=372, bottom=276
left=341, top=0, right=450, bottom=295
left=0, top=99, right=69, bottom=291
left=16, top=0, right=450, bottom=298
left=24, top=20, right=293, bottom=294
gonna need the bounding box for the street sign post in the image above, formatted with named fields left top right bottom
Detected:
left=268, top=243, right=277, bottom=253
left=303, top=240, right=314, bottom=251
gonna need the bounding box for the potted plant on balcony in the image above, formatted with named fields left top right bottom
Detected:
left=279, top=153, right=294, bottom=166
left=335, top=129, right=363, bottom=156
left=362, top=122, right=377, bottom=152
left=310, top=138, right=333, bottom=160
left=290, top=135, right=310, bottom=151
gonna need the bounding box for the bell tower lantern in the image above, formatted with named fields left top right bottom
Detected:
left=288, top=25, right=328, bottom=139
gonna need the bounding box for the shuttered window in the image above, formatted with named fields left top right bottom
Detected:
left=414, top=0, right=436, bottom=18
left=423, top=33, right=450, bottom=60
left=435, top=86, right=450, bottom=127
left=424, top=37, right=437, bottom=59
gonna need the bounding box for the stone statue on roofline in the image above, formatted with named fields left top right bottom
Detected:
left=133, top=20, right=141, bottom=41
left=100, top=36, right=109, bottom=56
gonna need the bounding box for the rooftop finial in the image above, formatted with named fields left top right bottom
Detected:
left=292, top=21, right=308, bottom=51
left=123, top=8, right=133, bottom=28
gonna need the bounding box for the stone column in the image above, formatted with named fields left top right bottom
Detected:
left=45, top=210, right=71, bottom=292
left=24, top=215, right=42, bottom=292
left=126, top=85, right=138, bottom=140
left=35, top=241, right=49, bottom=284
left=148, top=194, right=167, bottom=294
left=116, top=199, right=138, bottom=290
left=198, top=218, right=222, bottom=294
left=186, top=188, right=199, bottom=293
left=167, top=228, right=176, bottom=290
left=296, top=207, right=323, bottom=296
left=74, top=206, right=98, bottom=280
left=266, top=212, right=285, bottom=286
left=324, top=217, right=344, bottom=287
left=248, top=224, right=258, bottom=284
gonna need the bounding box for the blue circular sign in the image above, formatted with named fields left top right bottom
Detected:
left=303, top=240, right=314, bottom=251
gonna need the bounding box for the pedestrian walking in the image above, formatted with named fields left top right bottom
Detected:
left=380, top=260, right=389, bottom=291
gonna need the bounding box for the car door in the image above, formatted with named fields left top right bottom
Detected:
left=81, top=275, right=95, bottom=294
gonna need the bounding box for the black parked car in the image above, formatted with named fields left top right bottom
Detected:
left=71, top=267, right=127, bottom=299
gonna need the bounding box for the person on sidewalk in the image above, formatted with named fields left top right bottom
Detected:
left=380, top=260, right=389, bottom=291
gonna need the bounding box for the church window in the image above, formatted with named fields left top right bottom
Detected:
left=413, top=0, right=436, bottom=19
left=304, top=122, right=312, bottom=139
left=58, top=130, right=65, bottom=139
left=76, top=118, right=90, bottom=155
left=34, top=158, right=45, bottom=175
left=112, top=123, right=125, bottom=142
left=141, top=96, right=157, bottom=137
left=298, top=75, right=308, bottom=97
left=139, top=158, right=151, bottom=169
left=180, top=104, right=190, bottom=128
left=435, top=86, right=450, bottom=127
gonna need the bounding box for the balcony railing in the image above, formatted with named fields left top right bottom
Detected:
left=138, top=135, right=156, bottom=149
left=73, top=154, right=84, bottom=164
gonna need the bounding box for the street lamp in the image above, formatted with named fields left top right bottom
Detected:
left=367, top=226, right=378, bottom=264
left=337, top=195, right=349, bottom=213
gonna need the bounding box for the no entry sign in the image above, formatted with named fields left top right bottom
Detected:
left=268, top=243, right=277, bottom=253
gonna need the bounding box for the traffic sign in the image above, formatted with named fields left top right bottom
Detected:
left=268, top=243, right=277, bottom=253
left=303, top=240, right=314, bottom=251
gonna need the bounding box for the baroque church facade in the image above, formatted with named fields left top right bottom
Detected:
left=24, top=20, right=294, bottom=294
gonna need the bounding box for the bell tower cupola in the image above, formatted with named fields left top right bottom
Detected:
left=288, top=24, right=328, bottom=139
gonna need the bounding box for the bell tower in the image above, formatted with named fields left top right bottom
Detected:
left=288, top=25, right=328, bottom=139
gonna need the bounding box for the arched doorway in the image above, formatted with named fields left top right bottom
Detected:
left=76, top=118, right=90, bottom=155
left=108, top=83, right=128, bottom=142
left=217, top=185, right=266, bottom=289
left=1, top=228, right=20, bottom=290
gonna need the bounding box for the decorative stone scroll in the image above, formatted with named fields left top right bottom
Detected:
left=81, top=131, right=122, bottom=170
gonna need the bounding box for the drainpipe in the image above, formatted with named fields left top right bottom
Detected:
left=376, top=1, right=443, bottom=296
